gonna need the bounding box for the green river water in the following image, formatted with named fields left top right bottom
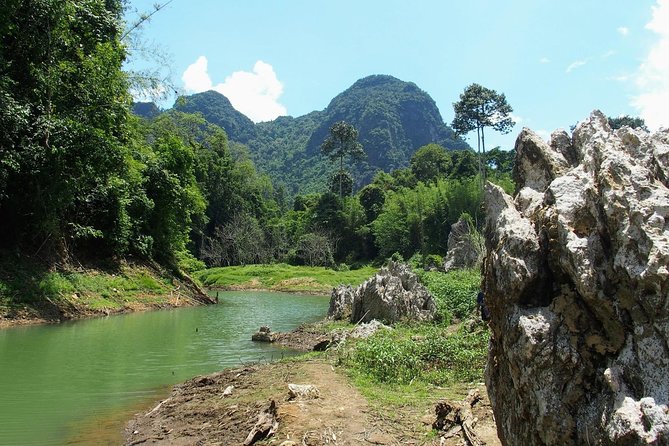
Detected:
left=0, top=291, right=329, bottom=445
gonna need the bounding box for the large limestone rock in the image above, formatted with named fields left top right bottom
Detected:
left=442, top=216, right=483, bottom=272
left=328, top=262, right=436, bottom=324
left=484, top=111, right=669, bottom=445
left=327, top=285, right=354, bottom=320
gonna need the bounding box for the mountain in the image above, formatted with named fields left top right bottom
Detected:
left=173, top=90, right=257, bottom=143
left=304, top=75, right=468, bottom=170
left=132, top=102, right=161, bottom=119
left=160, top=75, right=469, bottom=194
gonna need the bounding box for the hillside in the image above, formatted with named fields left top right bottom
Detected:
left=163, top=75, right=469, bottom=194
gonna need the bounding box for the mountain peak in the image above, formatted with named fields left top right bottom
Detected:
left=173, top=90, right=257, bottom=142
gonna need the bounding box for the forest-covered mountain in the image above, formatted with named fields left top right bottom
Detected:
left=160, top=75, right=469, bottom=194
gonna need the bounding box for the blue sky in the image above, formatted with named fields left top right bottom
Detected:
left=126, top=0, right=669, bottom=151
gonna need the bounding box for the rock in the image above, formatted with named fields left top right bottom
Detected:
left=348, top=320, right=390, bottom=339
left=442, top=216, right=483, bottom=272
left=251, top=326, right=274, bottom=343
left=350, top=261, right=436, bottom=324
left=287, top=383, right=320, bottom=400
left=328, top=284, right=355, bottom=320
left=243, top=400, right=279, bottom=445
left=484, top=110, right=669, bottom=445
left=222, top=385, right=234, bottom=396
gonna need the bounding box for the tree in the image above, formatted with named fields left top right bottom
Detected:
left=0, top=0, right=132, bottom=258
left=320, top=121, right=365, bottom=198
left=608, top=115, right=648, bottom=131
left=328, top=171, right=353, bottom=197
left=452, top=84, right=515, bottom=180
left=410, top=143, right=453, bottom=183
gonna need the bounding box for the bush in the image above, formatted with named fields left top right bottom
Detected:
left=349, top=324, right=489, bottom=386
left=416, top=268, right=480, bottom=323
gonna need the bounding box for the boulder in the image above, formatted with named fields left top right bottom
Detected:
left=327, top=284, right=355, bottom=320
left=349, top=320, right=391, bottom=339
left=484, top=111, right=669, bottom=445
left=351, top=261, right=436, bottom=324
left=251, top=326, right=274, bottom=342
left=442, top=216, right=483, bottom=272
left=327, top=262, right=436, bottom=325
left=287, top=383, right=320, bottom=400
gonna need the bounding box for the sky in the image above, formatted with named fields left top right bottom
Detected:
left=126, top=0, right=669, bottom=151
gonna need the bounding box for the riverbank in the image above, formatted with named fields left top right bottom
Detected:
left=0, top=257, right=212, bottom=329
left=125, top=319, right=500, bottom=445
left=196, top=263, right=378, bottom=295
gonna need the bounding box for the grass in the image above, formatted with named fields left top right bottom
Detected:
left=415, top=268, right=481, bottom=323
left=195, top=263, right=377, bottom=294
left=0, top=255, right=178, bottom=321
left=300, top=267, right=490, bottom=432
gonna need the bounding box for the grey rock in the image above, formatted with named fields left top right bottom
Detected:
left=349, top=320, right=391, bottom=339
left=484, top=110, right=669, bottom=445
left=351, top=261, right=436, bottom=324
left=328, top=285, right=355, bottom=320
left=442, top=216, right=483, bottom=272
left=251, top=326, right=274, bottom=342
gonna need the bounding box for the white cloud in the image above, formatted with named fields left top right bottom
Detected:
left=182, top=56, right=213, bottom=92
left=632, top=0, right=669, bottom=130
left=617, top=26, right=630, bottom=36
left=539, top=57, right=550, bottom=64
left=566, top=59, right=588, bottom=73
left=601, top=50, right=616, bottom=59
left=181, top=57, right=287, bottom=123
left=509, top=113, right=523, bottom=124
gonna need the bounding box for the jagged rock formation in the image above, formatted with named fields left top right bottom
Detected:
left=328, top=285, right=355, bottom=320
left=442, top=216, right=483, bottom=272
left=329, top=261, right=436, bottom=324
left=483, top=111, right=669, bottom=445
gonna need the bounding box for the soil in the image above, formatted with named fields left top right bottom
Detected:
left=124, top=360, right=501, bottom=446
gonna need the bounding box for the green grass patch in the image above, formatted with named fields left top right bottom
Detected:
left=195, top=263, right=377, bottom=294
left=342, top=323, right=489, bottom=387
left=0, top=255, right=177, bottom=319
left=416, top=268, right=481, bottom=323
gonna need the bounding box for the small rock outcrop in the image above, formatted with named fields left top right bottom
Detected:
left=484, top=111, right=669, bottom=445
left=442, top=216, right=483, bottom=272
left=251, top=326, right=274, bottom=342
left=327, top=285, right=355, bottom=320
left=329, top=261, right=436, bottom=324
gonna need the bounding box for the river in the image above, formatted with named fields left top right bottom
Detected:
left=0, top=291, right=329, bottom=445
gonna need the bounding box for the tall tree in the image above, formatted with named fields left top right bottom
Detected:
left=0, top=0, right=131, bottom=258
left=320, top=121, right=365, bottom=198
left=452, top=84, right=515, bottom=180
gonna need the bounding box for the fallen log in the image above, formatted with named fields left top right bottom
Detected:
left=433, top=389, right=483, bottom=446
left=243, top=400, right=279, bottom=446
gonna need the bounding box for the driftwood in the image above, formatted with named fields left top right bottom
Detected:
left=433, top=389, right=484, bottom=446
left=243, top=400, right=279, bottom=446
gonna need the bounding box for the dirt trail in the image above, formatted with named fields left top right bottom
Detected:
left=125, top=359, right=500, bottom=446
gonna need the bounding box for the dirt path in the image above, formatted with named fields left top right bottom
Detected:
left=125, top=359, right=500, bottom=446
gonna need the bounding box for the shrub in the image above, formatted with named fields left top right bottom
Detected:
left=416, top=268, right=480, bottom=322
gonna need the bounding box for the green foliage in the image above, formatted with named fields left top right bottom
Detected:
left=321, top=121, right=365, bottom=198
left=372, top=177, right=484, bottom=259
left=416, top=268, right=481, bottom=322
left=608, top=115, right=648, bottom=131
left=452, top=83, right=515, bottom=147
left=176, top=75, right=470, bottom=196
left=173, top=90, right=257, bottom=142
left=0, top=0, right=131, bottom=257
left=328, top=170, right=354, bottom=197
left=349, top=324, right=489, bottom=385
left=195, top=263, right=376, bottom=294
left=410, top=144, right=453, bottom=183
